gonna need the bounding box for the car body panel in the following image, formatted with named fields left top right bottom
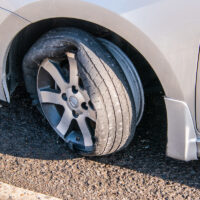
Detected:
left=196, top=48, right=200, bottom=132
left=0, top=0, right=200, bottom=160
left=165, top=97, right=197, bottom=161
left=0, top=7, right=29, bottom=102
left=0, top=8, right=8, bottom=101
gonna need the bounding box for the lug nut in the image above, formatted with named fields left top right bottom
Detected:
left=81, top=102, right=88, bottom=110
left=72, top=110, right=79, bottom=118
left=62, top=93, right=67, bottom=101
left=72, top=85, right=78, bottom=94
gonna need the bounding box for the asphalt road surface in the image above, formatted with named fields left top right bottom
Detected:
left=1, top=86, right=200, bottom=200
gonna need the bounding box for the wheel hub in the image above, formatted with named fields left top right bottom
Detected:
left=69, top=96, right=79, bottom=109
left=65, top=88, right=86, bottom=112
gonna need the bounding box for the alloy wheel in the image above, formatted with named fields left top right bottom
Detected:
left=37, top=52, right=96, bottom=152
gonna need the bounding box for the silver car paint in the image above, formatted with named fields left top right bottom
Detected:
left=196, top=49, right=200, bottom=132
left=0, top=7, right=29, bottom=101
left=0, top=0, right=200, bottom=161
left=165, top=97, right=197, bottom=161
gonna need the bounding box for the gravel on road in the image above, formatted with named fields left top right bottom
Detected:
left=0, top=86, right=200, bottom=200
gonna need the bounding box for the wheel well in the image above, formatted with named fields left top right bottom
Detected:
left=7, top=17, right=164, bottom=97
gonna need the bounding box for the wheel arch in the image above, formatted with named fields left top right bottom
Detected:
left=4, top=17, right=169, bottom=99
left=0, top=0, right=184, bottom=102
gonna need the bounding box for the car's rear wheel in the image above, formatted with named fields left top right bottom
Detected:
left=23, top=28, right=144, bottom=156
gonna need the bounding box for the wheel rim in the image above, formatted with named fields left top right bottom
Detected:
left=37, top=52, right=96, bottom=152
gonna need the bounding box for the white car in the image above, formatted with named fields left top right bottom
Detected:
left=0, top=0, right=199, bottom=161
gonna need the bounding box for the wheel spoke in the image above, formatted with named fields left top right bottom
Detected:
left=77, top=116, right=93, bottom=147
left=41, top=59, right=66, bottom=91
left=39, top=89, right=62, bottom=105
left=67, top=52, right=79, bottom=86
left=81, top=90, right=91, bottom=103
left=86, top=108, right=96, bottom=122
left=56, top=108, right=73, bottom=136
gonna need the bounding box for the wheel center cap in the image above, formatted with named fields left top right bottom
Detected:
left=69, top=96, right=79, bottom=108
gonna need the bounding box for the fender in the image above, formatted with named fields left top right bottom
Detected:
left=0, top=7, right=29, bottom=101
left=0, top=0, right=199, bottom=116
